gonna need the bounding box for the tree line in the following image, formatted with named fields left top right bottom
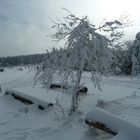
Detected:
left=0, top=53, right=46, bottom=67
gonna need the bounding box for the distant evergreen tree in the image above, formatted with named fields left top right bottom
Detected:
left=0, top=53, right=46, bottom=67
left=130, top=32, right=140, bottom=75
left=123, top=40, right=133, bottom=75
left=105, top=17, right=131, bottom=75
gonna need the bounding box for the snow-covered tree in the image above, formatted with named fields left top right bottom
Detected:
left=35, top=11, right=115, bottom=114
left=123, top=40, right=133, bottom=75
left=129, top=32, right=140, bottom=75
left=101, top=15, right=132, bottom=74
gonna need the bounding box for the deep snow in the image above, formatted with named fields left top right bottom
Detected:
left=0, top=66, right=140, bottom=140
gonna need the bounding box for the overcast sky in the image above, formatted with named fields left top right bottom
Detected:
left=0, top=0, right=140, bottom=56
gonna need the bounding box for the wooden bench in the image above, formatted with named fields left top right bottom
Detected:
left=5, top=90, right=54, bottom=110
left=85, top=108, right=140, bottom=140
left=85, top=119, right=117, bottom=136
left=49, top=83, right=88, bottom=94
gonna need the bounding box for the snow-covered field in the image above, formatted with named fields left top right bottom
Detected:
left=0, top=67, right=140, bottom=140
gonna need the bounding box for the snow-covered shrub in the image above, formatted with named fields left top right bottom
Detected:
left=131, top=32, right=140, bottom=75
left=125, top=32, right=140, bottom=75
left=123, top=40, right=134, bottom=75
left=55, top=96, right=65, bottom=116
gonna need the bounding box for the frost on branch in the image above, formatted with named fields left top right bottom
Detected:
left=35, top=12, right=113, bottom=114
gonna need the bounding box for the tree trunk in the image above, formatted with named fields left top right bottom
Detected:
left=69, top=70, right=82, bottom=115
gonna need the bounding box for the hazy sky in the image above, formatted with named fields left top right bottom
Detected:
left=0, top=0, right=140, bottom=56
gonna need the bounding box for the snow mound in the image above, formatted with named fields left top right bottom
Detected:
left=85, top=107, right=140, bottom=140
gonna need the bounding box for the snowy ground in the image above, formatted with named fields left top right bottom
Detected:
left=0, top=66, right=140, bottom=140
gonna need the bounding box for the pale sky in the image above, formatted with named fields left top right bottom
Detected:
left=0, top=0, right=140, bottom=56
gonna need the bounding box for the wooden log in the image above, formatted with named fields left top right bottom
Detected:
left=85, top=119, right=118, bottom=136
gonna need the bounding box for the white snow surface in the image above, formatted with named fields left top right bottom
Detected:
left=0, top=66, right=140, bottom=140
